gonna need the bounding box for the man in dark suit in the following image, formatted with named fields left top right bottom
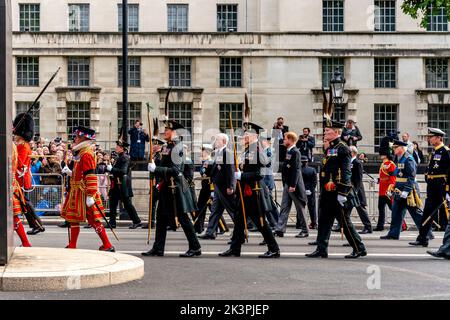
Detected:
left=297, top=128, right=316, bottom=162
left=301, top=156, right=317, bottom=229
left=272, top=117, right=289, bottom=168
left=199, top=133, right=236, bottom=239
left=274, top=132, right=309, bottom=238
left=349, top=146, right=372, bottom=234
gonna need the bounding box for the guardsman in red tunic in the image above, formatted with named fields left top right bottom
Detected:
left=61, top=126, right=115, bottom=252
left=12, top=113, right=45, bottom=236
left=375, top=155, right=397, bottom=231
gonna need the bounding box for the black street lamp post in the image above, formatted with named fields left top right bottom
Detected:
left=121, top=0, right=129, bottom=143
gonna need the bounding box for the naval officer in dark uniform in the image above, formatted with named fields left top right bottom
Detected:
left=410, top=128, right=450, bottom=248
left=106, top=140, right=142, bottom=229
left=219, top=122, right=280, bottom=258
left=142, top=120, right=201, bottom=258
left=306, top=118, right=367, bottom=259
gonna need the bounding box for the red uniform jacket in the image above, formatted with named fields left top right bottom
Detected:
left=15, top=142, right=32, bottom=190
left=379, top=159, right=396, bottom=196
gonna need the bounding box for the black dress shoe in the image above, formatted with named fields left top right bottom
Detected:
left=359, top=228, right=372, bottom=234
left=426, top=250, right=445, bottom=258
left=408, top=241, right=428, bottom=247
left=380, top=235, right=399, bottom=240
left=179, top=249, right=202, bottom=257
left=305, top=250, right=328, bottom=258
left=198, top=233, right=216, bottom=240
left=373, top=226, right=384, bottom=232
left=218, top=249, right=240, bottom=257
left=110, top=224, right=116, bottom=229
left=428, top=234, right=435, bottom=240
left=343, top=243, right=351, bottom=247
left=259, top=240, right=267, bottom=246
left=331, top=225, right=341, bottom=232
left=295, top=231, right=309, bottom=238
left=99, top=246, right=115, bottom=252
left=167, top=226, right=177, bottom=231
left=308, top=240, right=318, bottom=246
left=258, top=250, right=280, bottom=258
left=141, top=248, right=164, bottom=257
left=345, top=250, right=367, bottom=259
left=27, top=227, right=45, bottom=235
left=308, top=223, right=317, bottom=230
left=129, top=222, right=143, bottom=229
left=84, top=224, right=92, bottom=229
left=273, top=231, right=284, bottom=237
left=248, top=227, right=259, bottom=232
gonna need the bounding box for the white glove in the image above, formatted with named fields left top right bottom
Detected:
left=386, top=190, right=393, bottom=198
left=210, top=192, right=215, bottom=198
left=148, top=161, right=156, bottom=172
left=61, top=166, right=72, bottom=176
left=446, top=193, right=450, bottom=202
left=337, top=194, right=347, bottom=207
left=86, top=196, right=95, bottom=207
left=305, top=190, right=312, bottom=196
left=401, top=191, right=409, bottom=199
left=106, top=164, right=113, bottom=172
left=235, top=170, right=242, bottom=180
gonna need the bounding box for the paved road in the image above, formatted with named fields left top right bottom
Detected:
left=1, top=225, right=450, bottom=300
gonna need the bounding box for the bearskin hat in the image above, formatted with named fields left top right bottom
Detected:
left=13, top=113, right=34, bottom=142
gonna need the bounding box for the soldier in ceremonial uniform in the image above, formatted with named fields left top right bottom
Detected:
left=380, top=140, right=428, bottom=241
left=142, top=120, right=201, bottom=257
left=142, top=137, right=166, bottom=229
left=410, top=128, right=450, bottom=247
left=306, top=118, right=366, bottom=259
left=106, top=140, right=142, bottom=229
left=219, top=123, right=280, bottom=258
left=301, top=156, right=318, bottom=229
left=61, top=126, right=115, bottom=251
left=12, top=113, right=45, bottom=236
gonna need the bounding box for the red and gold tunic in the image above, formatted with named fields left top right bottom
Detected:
left=379, top=159, right=396, bottom=196
left=12, top=143, right=26, bottom=216
left=61, top=144, right=104, bottom=223
left=15, top=141, right=32, bottom=190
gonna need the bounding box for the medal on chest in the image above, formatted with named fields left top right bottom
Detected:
left=327, top=148, right=338, bottom=157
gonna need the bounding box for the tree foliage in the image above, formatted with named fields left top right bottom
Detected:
left=401, top=0, right=450, bottom=29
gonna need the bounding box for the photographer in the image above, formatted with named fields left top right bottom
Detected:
left=128, top=120, right=149, bottom=161
left=296, top=127, right=315, bottom=162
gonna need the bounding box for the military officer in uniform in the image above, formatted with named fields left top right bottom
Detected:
left=301, top=156, right=318, bottom=229
left=106, top=140, right=142, bottom=229
left=380, top=140, right=427, bottom=240
left=219, top=123, right=280, bottom=258
left=142, top=120, right=201, bottom=257
left=306, top=118, right=367, bottom=259
left=410, top=128, right=450, bottom=247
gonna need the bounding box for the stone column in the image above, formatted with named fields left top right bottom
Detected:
left=0, top=0, right=14, bottom=265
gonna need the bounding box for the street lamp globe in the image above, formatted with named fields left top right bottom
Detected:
left=330, top=67, right=346, bottom=105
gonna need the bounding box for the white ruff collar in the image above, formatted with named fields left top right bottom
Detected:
left=72, top=140, right=92, bottom=152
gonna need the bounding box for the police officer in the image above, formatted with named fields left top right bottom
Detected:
left=410, top=128, right=450, bottom=247
left=306, top=118, right=366, bottom=259
left=380, top=140, right=426, bottom=240
left=301, top=156, right=317, bottom=229
left=106, top=140, right=142, bottom=229
left=142, top=120, right=201, bottom=257
left=219, top=123, right=280, bottom=258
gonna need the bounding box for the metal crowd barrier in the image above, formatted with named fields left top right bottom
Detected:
left=27, top=173, right=64, bottom=216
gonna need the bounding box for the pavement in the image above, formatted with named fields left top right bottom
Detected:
left=1, top=225, right=450, bottom=300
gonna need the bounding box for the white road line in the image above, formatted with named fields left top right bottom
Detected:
left=119, top=250, right=432, bottom=258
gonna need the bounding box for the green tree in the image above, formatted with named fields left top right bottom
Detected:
left=401, top=0, right=450, bottom=29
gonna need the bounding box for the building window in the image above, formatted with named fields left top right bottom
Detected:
left=375, top=58, right=396, bottom=88
left=427, top=5, right=448, bottom=31
left=323, top=0, right=344, bottom=32
left=322, top=57, right=344, bottom=88
left=217, top=4, right=238, bottom=32
left=168, top=102, right=192, bottom=134
left=68, top=4, right=90, bottom=32
left=374, top=104, right=398, bottom=152
left=118, top=4, right=139, bottom=32
left=167, top=4, right=188, bottom=32
left=67, top=102, right=90, bottom=140
left=68, top=57, right=90, bottom=87
left=425, top=58, right=448, bottom=89
left=16, top=102, right=40, bottom=135
left=428, top=104, right=450, bottom=145
left=220, top=57, right=242, bottom=87
left=118, top=57, right=141, bottom=87
left=219, top=103, right=243, bottom=133
left=332, top=104, right=347, bottom=124
left=19, top=4, right=40, bottom=32
left=374, top=0, right=396, bottom=32
left=169, top=58, right=191, bottom=87
left=117, top=102, right=142, bottom=134
left=16, top=57, right=39, bottom=86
